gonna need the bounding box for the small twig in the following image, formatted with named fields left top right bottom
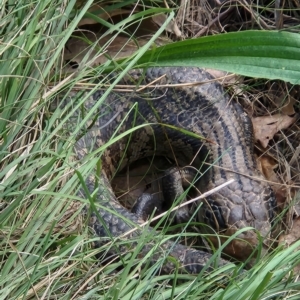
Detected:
left=58, top=73, right=236, bottom=93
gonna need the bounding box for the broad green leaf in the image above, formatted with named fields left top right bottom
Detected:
left=135, top=30, right=300, bottom=84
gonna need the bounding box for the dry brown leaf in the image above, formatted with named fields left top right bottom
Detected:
left=293, top=191, right=300, bottom=216
left=267, top=81, right=296, bottom=115
left=63, top=33, right=149, bottom=71
left=152, top=13, right=182, bottom=37
left=208, top=226, right=267, bottom=264
left=278, top=216, right=300, bottom=247
left=205, top=69, right=242, bottom=85
left=280, top=97, right=296, bottom=115
left=112, top=157, right=172, bottom=208
left=252, top=114, right=297, bottom=148
left=258, top=155, right=287, bottom=209
left=258, top=155, right=278, bottom=183
left=278, top=216, right=300, bottom=274
left=63, top=32, right=170, bottom=72
left=78, top=5, right=132, bottom=26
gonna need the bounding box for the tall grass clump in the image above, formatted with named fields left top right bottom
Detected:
left=1, top=1, right=300, bottom=299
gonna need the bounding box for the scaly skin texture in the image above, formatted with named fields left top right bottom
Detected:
left=59, top=67, right=276, bottom=273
